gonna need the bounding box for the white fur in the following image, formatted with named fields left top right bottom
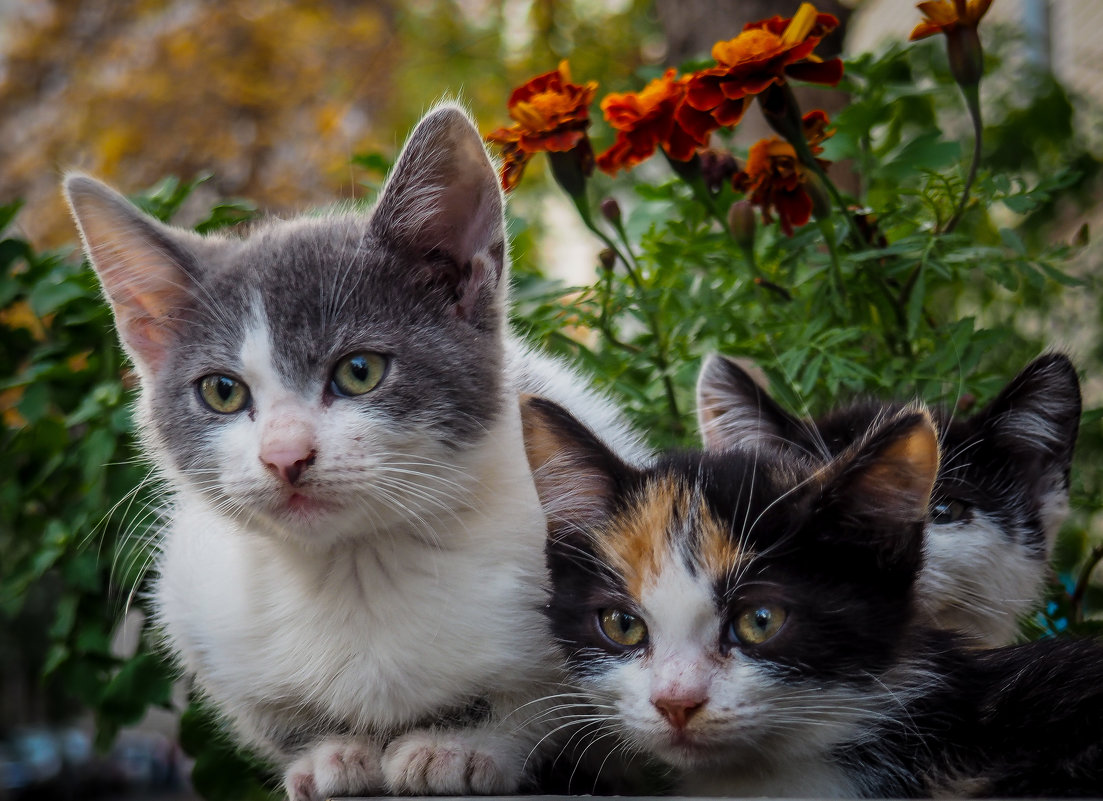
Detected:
left=155, top=321, right=566, bottom=794
left=508, top=338, right=650, bottom=467
left=916, top=509, right=1047, bottom=646
left=151, top=305, right=648, bottom=797
left=576, top=540, right=899, bottom=797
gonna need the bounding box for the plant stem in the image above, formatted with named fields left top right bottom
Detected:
left=569, top=192, right=685, bottom=437
left=945, top=83, right=982, bottom=234
left=662, top=151, right=727, bottom=230
left=816, top=217, right=847, bottom=314
left=1070, top=543, right=1103, bottom=625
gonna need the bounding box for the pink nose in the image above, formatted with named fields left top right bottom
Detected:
left=262, top=448, right=316, bottom=486
left=260, top=417, right=317, bottom=486
left=653, top=697, right=707, bottom=730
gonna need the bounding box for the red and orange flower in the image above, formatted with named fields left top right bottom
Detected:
left=909, top=0, right=994, bottom=40
left=596, top=69, right=720, bottom=175
left=733, top=110, right=834, bottom=236
left=486, top=61, right=598, bottom=192
left=682, top=3, right=844, bottom=131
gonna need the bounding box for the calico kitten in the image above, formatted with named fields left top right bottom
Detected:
left=524, top=396, right=1103, bottom=797
left=66, top=104, right=645, bottom=801
left=695, top=353, right=1081, bottom=645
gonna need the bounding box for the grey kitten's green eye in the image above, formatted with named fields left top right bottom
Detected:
left=733, top=604, right=787, bottom=646
left=598, top=608, right=648, bottom=648
left=198, top=375, right=250, bottom=414
left=331, top=352, right=387, bottom=397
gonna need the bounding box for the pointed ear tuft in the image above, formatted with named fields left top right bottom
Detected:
left=64, top=174, right=200, bottom=378
left=521, top=395, right=622, bottom=540
left=371, top=103, right=505, bottom=322
left=815, top=408, right=939, bottom=571
left=696, top=353, right=803, bottom=453
left=843, top=408, right=940, bottom=524
left=974, top=353, right=1081, bottom=468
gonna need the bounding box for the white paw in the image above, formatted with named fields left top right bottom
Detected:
left=283, top=737, right=384, bottom=801
left=382, top=730, right=522, bottom=795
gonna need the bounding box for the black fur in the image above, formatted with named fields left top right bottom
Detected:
left=533, top=396, right=1102, bottom=797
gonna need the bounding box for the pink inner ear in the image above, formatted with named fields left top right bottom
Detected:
left=66, top=178, right=199, bottom=377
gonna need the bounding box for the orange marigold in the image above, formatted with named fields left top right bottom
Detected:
left=485, top=61, right=598, bottom=191
left=683, top=3, right=844, bottom=130
left=909, top=0, right=994, bottom=40
left=733, top=110, right=834, bottom=236
left=596, top=69, right=719, bottom=175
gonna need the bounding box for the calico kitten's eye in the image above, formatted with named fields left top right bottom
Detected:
left=731, top=604, right=787, bottom=646
left=598, top=608, right=648, bottom=648
left=929, top=498, right=971, bottom=525
left=331, top=352, right=388, bottom=397
left=197, top=375, right=250, bottom=414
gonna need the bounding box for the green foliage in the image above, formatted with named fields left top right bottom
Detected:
left=510, top=40, right=1101, bottom=633
left=0, top=177, right=265, bottom=794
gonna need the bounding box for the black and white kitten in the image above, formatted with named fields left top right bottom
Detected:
left=65, top=104, right=645, bottom=800
left=524, top=395, right=1103, bottom=797
left=696, top=353, right=1081, bottom=645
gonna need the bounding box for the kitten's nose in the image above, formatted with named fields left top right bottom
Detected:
left=260, top=418, right=317, bottom=486
left=653, top=696, right=707, bottom=730
left=263, top=449, right=316, bottom=486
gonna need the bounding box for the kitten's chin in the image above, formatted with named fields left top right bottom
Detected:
left=640, top=728, right=726, bottom=769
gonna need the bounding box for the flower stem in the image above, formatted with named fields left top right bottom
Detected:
left=662, top=152, right=727, bottom=230
left=816, top=217, right=847, bottom=314
left=1070, top=542, right=1103, bottom=625
left=944, top=83, right=982, bottom=234
left=568, top=192, right=685, bottom=438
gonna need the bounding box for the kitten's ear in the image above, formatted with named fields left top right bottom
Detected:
left=64, top=174, right=200, bottom=379
left=696, top=354, right=805, bottom=453
left=971, top=353, right=1081, bottom=471
left=521, top=395, right=622, bottom=540
left=818, top=408, right=939, bottom=567
left=371, top=103, right=505, bottom=322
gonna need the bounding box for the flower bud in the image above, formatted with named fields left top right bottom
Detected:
left=547, top=140, right=595, bottom=199
left=600, top=197, right=622, bottom=226
left=727, top=200, right=756, bottom=252
left=946, top=24, right=984, bottom=87
left=598, top=248, right=617, bottom=272
left=700, top=149, right=738, bottom=194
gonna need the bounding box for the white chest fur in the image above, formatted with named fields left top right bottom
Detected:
left=154, top=410, right=556, bottom=755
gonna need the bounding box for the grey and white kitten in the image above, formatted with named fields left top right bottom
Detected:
left=695, top=353, right=1081, bottom=645
left=65, top=104, right=645, bottom=800
left=526, top=395, right=1103, bottom=797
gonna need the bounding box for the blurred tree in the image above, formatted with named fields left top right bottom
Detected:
left=0, top=0, right=657, bottom=252
left=0, top=1, right=400, bottom=246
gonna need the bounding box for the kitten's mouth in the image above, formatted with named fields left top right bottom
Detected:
left=656, top=728, right=714, bottom=765
left=282, top=491, right=328, bottom=517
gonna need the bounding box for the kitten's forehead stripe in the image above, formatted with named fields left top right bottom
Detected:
left=598, top=476, right=683, bottom=600
left=693, top=495, right=750, bottom=584
left=598, top=476, right=751, bottom=600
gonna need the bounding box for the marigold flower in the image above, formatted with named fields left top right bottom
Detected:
left=733, top=110, right=834, bottom=236
left=486, top=61, right=598, bottom=191
left=909, top=0, right=993, bottom=40
left=909, top=0, right=991, bottom=87
left=596, top=69, right=719, bottom=175
left=683, top=3, right=844, bottom=129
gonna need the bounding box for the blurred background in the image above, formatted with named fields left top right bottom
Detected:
left=1, top=0, right=1100, bottom=798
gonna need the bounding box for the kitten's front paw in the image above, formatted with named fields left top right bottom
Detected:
left=283, top=738, right=384, bottom=801
left=382, top=730, right=523, bottom=795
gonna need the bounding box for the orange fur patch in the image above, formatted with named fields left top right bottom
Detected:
left=598, top=476, right=751, bottom=598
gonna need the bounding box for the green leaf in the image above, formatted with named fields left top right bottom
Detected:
left=29, top=277, right=88, bottom=317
